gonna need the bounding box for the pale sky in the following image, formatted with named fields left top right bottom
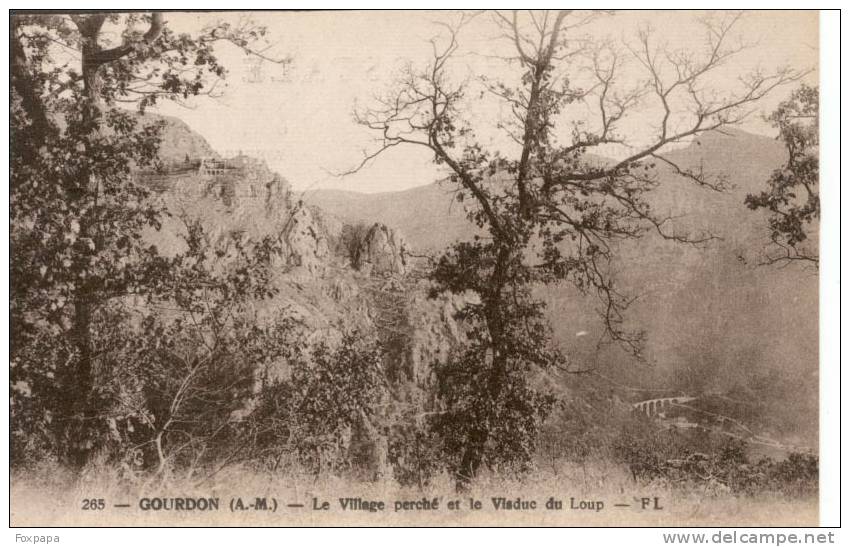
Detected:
left=150, top=10, right=819, bottom=193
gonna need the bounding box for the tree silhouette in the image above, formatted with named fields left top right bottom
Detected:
left=353, top=10, right=803, bottom=487
left=11, top=11, right=289, bottom=469
left=746, top=84, right=819, bottom=266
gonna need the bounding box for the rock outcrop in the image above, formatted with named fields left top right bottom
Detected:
left=280, top=206, right=332, bottom=275
left=354, top=223, right=409, bottom=276
left=402, top=288, right=478, bottom=386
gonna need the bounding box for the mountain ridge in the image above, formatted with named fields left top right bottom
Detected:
left=302, top=128, right=787, bottom=252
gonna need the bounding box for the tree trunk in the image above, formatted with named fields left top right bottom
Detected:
left=456, top=429, right=486, bottom=491
left=62, top=291, right=96, bottom=468
left=58, top=18, right=106, bottom=471
left=11, top=30, right=49, bottom=138
left=454, top=243, right=516, bottom=491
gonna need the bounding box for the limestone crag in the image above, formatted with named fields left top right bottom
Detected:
left=354, top=223, right=409, bottom=276
left=143, top=120, right=467, bottom=378
left=280, top=206, right=332, bottom=275
left=403, top=287, right=479, bottom=386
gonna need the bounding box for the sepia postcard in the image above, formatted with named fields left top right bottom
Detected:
left=9, top=9, right=829, bottom=529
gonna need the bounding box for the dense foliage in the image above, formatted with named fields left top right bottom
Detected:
left=746, top=84, right=819, bottom=265
left=614, top=427, right=818, bottom=497
left=11, top=12, right=291, bottom=471
left=246, top=331, right=389, bottom=478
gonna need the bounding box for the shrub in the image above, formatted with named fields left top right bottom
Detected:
left=337, top=222, right=372, bottom=266
left=613, top=424, right=818, bottom=497
left=245, top=331, right=389, bottom=478
left=387, top=414, right=444, bottom=488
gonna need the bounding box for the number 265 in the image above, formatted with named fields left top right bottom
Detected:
left=81, top=498, right=105, bottom=510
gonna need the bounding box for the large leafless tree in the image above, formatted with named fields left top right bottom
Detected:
left=353, top=10, right=803, bottom=485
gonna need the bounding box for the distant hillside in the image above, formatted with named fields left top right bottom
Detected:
left=303, top=129, right=789, bottom=251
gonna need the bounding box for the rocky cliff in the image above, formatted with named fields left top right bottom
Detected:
left=138, top=116, right=471, bottom=474
left=142, top=121, right=464, bottom=381
left=353, top=223, right=409, bottom=276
